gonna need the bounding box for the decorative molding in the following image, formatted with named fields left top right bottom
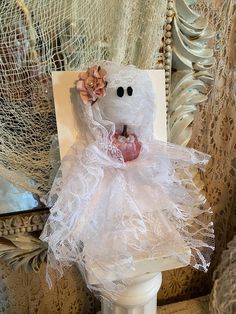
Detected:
left=164, top=0, right=174, bottom=102
left=0, top=211, right=48, bottom=271
left=0, top=210, right=49, bottom=236
left=168, top=0, right=214, bottom=145
left=0, top=232, right=47, bottom=271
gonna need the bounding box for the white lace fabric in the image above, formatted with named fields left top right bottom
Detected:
left=40, top=63, right=214, bottom=298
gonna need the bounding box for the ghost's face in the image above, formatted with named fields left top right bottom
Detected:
left=96, top=64, right=155, bottom=130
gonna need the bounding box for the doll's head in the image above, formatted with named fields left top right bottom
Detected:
left=77, top=62, right=156, bottom=144
left=97, top=63, right=155, bottom=135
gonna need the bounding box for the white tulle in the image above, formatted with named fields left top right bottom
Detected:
left=40, top=63, right=214, bottom=297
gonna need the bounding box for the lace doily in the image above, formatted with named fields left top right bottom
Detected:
left=210, top=235, right=236, bottom=313
left=0, top=260, right=97, bottom=314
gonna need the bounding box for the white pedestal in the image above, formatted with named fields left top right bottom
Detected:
left=98, top=272, right=162, bottom=314
left=91, top=247, right=191, bottom=314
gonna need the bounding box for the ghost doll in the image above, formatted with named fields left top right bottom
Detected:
left=40, top=62, right=214, bottom=296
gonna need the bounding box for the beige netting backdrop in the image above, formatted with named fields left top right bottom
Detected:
left=0, top=0, right=167, bottom=196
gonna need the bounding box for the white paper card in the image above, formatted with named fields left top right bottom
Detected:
left=52, top=70, right=166, bottom=159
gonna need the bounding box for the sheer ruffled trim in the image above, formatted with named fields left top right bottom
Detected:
left=40, top=139, right=214, bottom=297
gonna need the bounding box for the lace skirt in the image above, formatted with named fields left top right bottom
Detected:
left=40, top=139, right=214, bottom=296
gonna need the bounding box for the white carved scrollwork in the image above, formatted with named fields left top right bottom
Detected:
left=0, top=212, right=48, bottom=271
left=0, top=233, right=47, bottom=272
left=168, top=0, right=214, bottom=146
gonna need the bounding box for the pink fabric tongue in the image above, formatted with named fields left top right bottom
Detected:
left=112, top=132, right=142, bottom=162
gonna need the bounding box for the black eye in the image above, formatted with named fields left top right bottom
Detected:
left=117, top=86, right=124, bottom=97
left=127, top=86, right=133, bottom=96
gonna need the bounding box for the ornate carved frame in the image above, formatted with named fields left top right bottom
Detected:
left=0, top=0, right=214, bottom=272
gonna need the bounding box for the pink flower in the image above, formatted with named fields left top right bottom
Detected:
left=76, top=65, right=107, bottom=105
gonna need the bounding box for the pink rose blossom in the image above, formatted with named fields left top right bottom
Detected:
left=76, top=65, right=107, bottom=105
